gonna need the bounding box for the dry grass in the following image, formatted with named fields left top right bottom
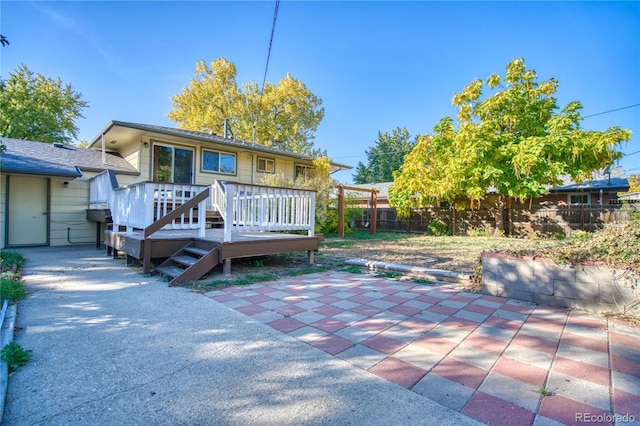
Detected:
left=319, top=231, right=554, bottom=273
left=185, top=231, right=554, bottom=292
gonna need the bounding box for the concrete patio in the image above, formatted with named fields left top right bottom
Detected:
left=207, top=271, right=640, bottom=425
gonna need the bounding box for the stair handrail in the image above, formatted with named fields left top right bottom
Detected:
left=211, top=181, right=227, bottom=222
left=144, top=186, right=210, bottom=239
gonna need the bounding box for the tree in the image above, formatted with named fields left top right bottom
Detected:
left=169, top=57, right=325, bottom=155
left=260, top=157, right=336, bottom=233
left=0, top=64, right=88, bottom=144
left=627, top=174, right=640, bottom=193
left=389, top=58, right=631, bottom=217
left=352, top=127, right=418, bottom=184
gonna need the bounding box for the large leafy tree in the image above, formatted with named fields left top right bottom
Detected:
left=353, top=126, right=418, bottom=184
left=389, top=58, right=631, bottom=217
left=0, top=64, right=88, bottom=144
left=169, top=57, right=324, bottom=155
left=627, top=174, right=640, bottom=193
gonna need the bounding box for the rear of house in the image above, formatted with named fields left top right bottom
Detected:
left=1, top=121, right=350, bottom=250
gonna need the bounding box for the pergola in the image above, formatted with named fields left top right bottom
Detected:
left=336, top=184, right=379, bottom=238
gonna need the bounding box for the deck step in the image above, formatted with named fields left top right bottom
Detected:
left=154, top=244, right=221, bottom=287
left=184, top=247, right=209, bottom=257
left=172, top=255, right=198, bottom=267
left=156, top=265, right=184, bottom=278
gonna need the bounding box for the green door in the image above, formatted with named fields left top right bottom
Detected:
left=7, top=175, right=48, bottom=246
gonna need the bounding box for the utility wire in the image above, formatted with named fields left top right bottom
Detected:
left=257, top=0, right=280, bottom=121
left=583, top=103, right=640, bottom=118
left=334, top=103, right=640, bottom=160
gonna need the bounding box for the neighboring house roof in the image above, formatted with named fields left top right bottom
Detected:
left=344, top=182, right=393, bottom=199
left=348, top=166, right=629, bottom=199
left=0, top=137, right=140, bottom=178
left=619, top=191, right=640, bottom=201
left=547, top=166, right=629, bottom=193
left=88, top=120, right=352, bottom=173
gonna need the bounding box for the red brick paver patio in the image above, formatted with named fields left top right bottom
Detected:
left=207, top=271, right=640, bottom=426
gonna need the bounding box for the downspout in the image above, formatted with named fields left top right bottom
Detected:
left=101, top=134, right=106, bottom=164
left=251, top=154, right=255, bottom=185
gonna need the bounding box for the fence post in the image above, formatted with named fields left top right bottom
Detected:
left=370, top=190, right=377, bottom=236
left=337, top=185, right=345, bottom=238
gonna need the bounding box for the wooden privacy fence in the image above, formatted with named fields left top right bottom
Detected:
left=352, top=205, right=634, bottom=236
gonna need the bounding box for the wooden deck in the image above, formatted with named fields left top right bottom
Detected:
left=105, top=228, right=319, bottom=276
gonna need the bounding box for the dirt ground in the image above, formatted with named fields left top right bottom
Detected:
left=195, top=233, right=546, bottom=289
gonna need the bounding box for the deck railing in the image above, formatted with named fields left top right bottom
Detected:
left=211, top=181, right=316, bottom=242
left=89, top=170, right=119, bottom=209
left=90, top=173, right=316, bottom=241
left=110, top=182, right=209, bottom=234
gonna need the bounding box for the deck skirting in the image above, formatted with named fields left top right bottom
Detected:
left=105, top=228, right=319, bottom=277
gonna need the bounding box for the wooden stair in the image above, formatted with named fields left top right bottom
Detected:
left=155, top=243, right=220, bottom=286
left=205, top=210, right=224, bottom=228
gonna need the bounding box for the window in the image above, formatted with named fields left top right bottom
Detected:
left=152, top=144, right=194, bottom=183
left=295, top=164, right=314, bottom=180
left=257, top=157, right=275, bottom=173
left=569, top=194, right=590, bottom=205
left=202, top=150, right=236, bottom=175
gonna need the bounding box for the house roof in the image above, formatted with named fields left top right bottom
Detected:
left=348, top=166, right=629, bottom=199
left=344, top=182, right=394, bottom=199
left=0, top=137, right=140, bottom=178
left=88, top=120, right=352, bottom=173
left=547, top=166, right=629, bottom=193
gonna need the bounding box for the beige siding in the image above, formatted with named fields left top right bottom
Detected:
left=49, top=176, right=95, bottom=246
left=113, top=174, right=142, bottom=187
left=109, top=137, right=313, bottom=187
left=1, top=171, right=145, bottom=249
left=138, top=137, right=152, bottom=180
left=119, top=140, right=143, bottom=174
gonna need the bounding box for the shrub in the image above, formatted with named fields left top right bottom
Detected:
left=508, top=220, right=640, bottom=276
left=469, top=228, right=491, bottom=237
left=0, top=277, right=27, bottom=302
left=1, top=342, right=32, bottom=374
left=0, top=250, right=25, bottom=269
left=426, top=219, right=451, bottom=236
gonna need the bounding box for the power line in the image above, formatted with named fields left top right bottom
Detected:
left=257, top=0, right=280, bottom=115
left=583, top=103, right=640, bottom=118
left=334, top=104, right=640, bottom=160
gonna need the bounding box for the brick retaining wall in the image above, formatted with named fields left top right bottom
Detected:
left=482, top=252, right=639, bottom=315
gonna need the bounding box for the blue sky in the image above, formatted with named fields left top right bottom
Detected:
left=1, top=1, right=639, bottom=183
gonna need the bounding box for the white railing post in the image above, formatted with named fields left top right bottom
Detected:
left=308, top=191, right=316, bottom=237
left=88, top=170, right=119, bottom=209
left=224, top=183, right=234, bottom=242
left=198, top=198, right=206, bottom=238
left=145, top=183, right=155, bottom=229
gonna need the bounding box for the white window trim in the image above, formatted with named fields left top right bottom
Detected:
left=257, top=157, right=275, bottom=173
left=295, top=163, right=314, bottom=180
left=151, top=142, right=195, bottom=183
left=201, top=149, right=237, bottom=175
left=568, top=193, right=590, bottom=205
